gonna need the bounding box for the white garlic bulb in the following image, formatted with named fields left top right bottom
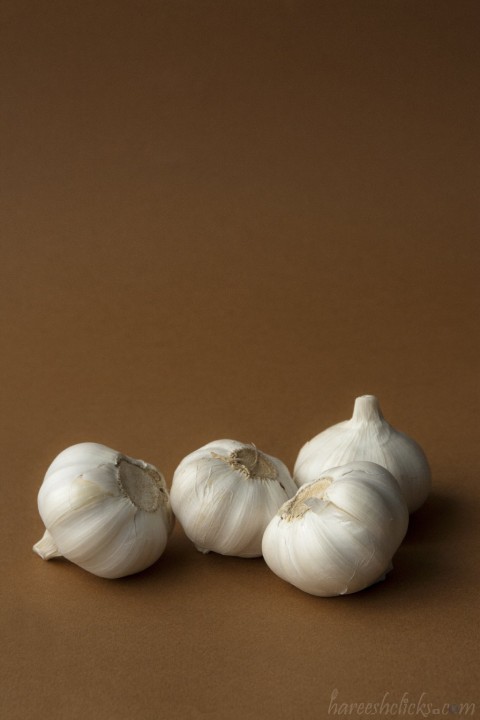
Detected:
left=170, top=439, right=297, bottom=558
left=262, top=461, right=409, bottom=596
left=294, top=395, right=431, bottom=512
left=33, top=443, right=174, bottom=578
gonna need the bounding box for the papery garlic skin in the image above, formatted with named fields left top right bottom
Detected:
left=294, top=395, right=431, bottom=512
left=262, top=461, right=409, bottom=596
left=170, top=439, right=297, bottom=558
left=33, top=443, right=174, bottom=579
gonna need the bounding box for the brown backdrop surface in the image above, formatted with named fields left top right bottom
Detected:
left=1, top=1, right=479, bottom=718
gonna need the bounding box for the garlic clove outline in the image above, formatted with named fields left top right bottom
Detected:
left=33, top=442, right=174, bottom=579
left=262, top=460, right=409, bottom=596
left=294, top=395, right=431, bottom=512
left=170, top=439, right=297, bottom=558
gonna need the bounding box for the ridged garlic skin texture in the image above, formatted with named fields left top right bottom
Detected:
left=34, top=443, right=174, bottom=579
left=262, top=461, right=409, bottom=596
left=294, top=395, right=431, bottom=513
left=170, top=439, right=297, bottom=558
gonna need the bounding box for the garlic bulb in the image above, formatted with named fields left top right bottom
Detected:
left=170, top=439, right=297, bottom=558
left=33, top=443, right=174, bottom=578
left=262, top=461, right=409, bottom=596
left=294, top=395, right=431, bottom=512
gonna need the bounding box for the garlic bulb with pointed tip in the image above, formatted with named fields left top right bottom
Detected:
left=294, top=395, right=431, bottom=512
left=33, top=443, right=174, bottom=578
left=262, top=461, right=409, bottom=596
left=170, top=439, right=297, bottom=558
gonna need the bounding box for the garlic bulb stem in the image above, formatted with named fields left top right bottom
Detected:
left=33, top=529, right=62, bottom=560
left=351, top=395, right=385, bottom=424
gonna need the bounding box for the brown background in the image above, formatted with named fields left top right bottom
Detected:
left=1, top=1, right=479, bottom=718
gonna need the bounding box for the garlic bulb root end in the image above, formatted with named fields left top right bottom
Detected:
left=115, top=455, right=175, bottom=533
left=211, top=445, right=278, bottom=481
left=116, top=457, right=164, bottom=512
left=282, top=477, right=332, bottom=520
left=33, top=529, right=62, bottom=561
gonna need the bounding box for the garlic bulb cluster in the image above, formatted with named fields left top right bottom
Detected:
left=262, top=461, right=409, bottom=596
left=294, top=395, right=431, bottom=512
left=33, top=443, right=174, bottom=578
left=170, top=439, right=297, bottom=558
